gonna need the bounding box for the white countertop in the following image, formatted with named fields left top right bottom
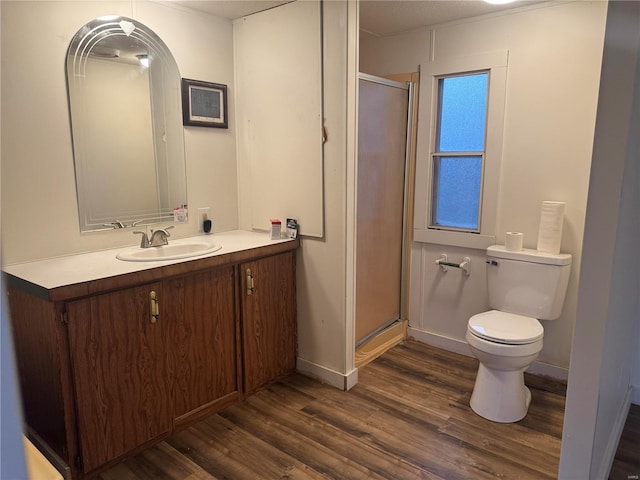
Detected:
left=3, top=230, right=294, bottom=290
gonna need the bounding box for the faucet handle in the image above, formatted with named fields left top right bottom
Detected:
left=149, top=226, right=174, bottom=247
left=150, top=225, right=174, bottom=237
left=133, top=230, right=150, bottom=248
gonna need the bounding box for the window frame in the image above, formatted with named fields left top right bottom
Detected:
left=431, top=152, right=485, bottom=233
left=414, top=51, right=508, bottom=249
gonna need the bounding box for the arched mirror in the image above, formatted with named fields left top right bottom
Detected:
left=66, top=16, right=187, bottom=232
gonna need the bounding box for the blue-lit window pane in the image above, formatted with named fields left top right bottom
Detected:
left=432, top=156, right=482, bottom=230
left=437, top=73, right=488, bottom=152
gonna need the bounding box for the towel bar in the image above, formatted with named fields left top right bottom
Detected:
left=436, top=254, right=471, bottom=276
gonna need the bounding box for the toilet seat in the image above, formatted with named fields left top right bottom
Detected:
left=468, top=310, right=543, bottom=345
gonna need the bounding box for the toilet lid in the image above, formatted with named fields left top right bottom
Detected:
left=468, top=310, right=544, bottom=345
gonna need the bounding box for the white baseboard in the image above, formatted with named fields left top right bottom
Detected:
left=407, top=326, right=569, bottom=381
left=599, top=387, right=633, bottom=480
left=408, top=327, right=472, bottom=357
left=526, top=359, right=569, bottom=381
left=296, top=357, right=358, bottom=391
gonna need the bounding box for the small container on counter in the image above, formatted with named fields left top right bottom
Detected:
left=270, top=219, right=282, bottom=240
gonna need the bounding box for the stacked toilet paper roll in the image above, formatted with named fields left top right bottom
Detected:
left=505, top=232, right=524, bottom=251
left=536, top=201, right=565, bottom=254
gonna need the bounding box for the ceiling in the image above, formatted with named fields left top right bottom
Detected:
left=172, top=0, right=545, bottom=37
left=358, top=0, right=544, bottom=36
left=176, top=1, right=292, bottom=22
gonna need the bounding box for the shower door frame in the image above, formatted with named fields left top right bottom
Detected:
left=355, top=72, right=416, bottom=346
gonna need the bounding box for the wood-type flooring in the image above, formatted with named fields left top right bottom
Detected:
left=95, top=340, right=638, bottom=480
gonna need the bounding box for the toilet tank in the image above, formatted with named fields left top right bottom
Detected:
left=486, top=245, right=572, bottom=320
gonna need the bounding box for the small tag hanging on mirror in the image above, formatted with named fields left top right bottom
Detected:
left=173, top=205, right=188, bottom=222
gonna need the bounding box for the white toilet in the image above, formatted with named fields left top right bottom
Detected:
left=466, top=245, right=572, bottom=423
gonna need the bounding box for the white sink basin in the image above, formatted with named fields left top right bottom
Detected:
left=116, top=241, right=222, bottom=262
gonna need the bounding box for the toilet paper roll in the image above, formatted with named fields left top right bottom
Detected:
left=536, top=201, right=565, bottom=254
left=505, top=232, right=524, bottom=251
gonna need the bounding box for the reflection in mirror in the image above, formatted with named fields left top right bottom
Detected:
left=66, top=16, right=187, bottom=232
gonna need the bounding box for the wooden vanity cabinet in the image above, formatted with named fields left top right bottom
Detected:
left=165, top=267, right=239, bottom=426
left=65, top=282, right=173, bottom=473
left=6, top=240, right=297, bottom=479
left=242, top=251, right=297, bottom=394
left=65, top=267, right=239, bottom=474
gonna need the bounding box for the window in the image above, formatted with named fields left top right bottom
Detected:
left=414, top=51, right=508, bottom=249
left=432, top=72, right=488, bottom=231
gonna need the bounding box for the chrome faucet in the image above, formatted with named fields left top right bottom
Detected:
left=149, top=226, right=174, bottom=247
left=133, top=230, right=151, bottom=248
left=133, top=225, right=174, bottom=248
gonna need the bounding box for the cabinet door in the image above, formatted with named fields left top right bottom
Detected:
left=166, top=267, right=239, bottom=424
left=66, top=283, right=171, bottom=473
left=242, top=251, right=297, bottom=394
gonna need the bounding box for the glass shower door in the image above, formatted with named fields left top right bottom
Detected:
left=356, top=74, right=410, bottom=345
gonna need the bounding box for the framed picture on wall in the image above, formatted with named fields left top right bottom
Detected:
left=181, top=78, right=228, bottom=128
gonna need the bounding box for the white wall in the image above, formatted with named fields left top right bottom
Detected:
left=295, top=0, right=356, bottom=385
left=635, top=310, right=640, bottom=403
left=1, top=1, right=238, bottom=264
left=560, top=2, right=640, bottom=478
left=361, top=1, right=607, bottom=374
left=0, top=1, right=28, bottom=471
left=0, top=282, right=27, bottom=480
left=234, top=1, right=324, bottom=237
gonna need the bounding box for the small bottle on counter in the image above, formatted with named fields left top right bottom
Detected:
left=270, top=219, right=282, bottom=240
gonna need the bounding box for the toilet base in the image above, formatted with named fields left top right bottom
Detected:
left=469, top=363, right=532, bottom=423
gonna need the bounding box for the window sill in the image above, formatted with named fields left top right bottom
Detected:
left=413, top=228, right=495, bottom=250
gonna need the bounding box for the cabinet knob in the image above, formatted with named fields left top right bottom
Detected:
left=149, top=290, right=160, bottom=323
left=246, top=269, right=255, bottom=296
